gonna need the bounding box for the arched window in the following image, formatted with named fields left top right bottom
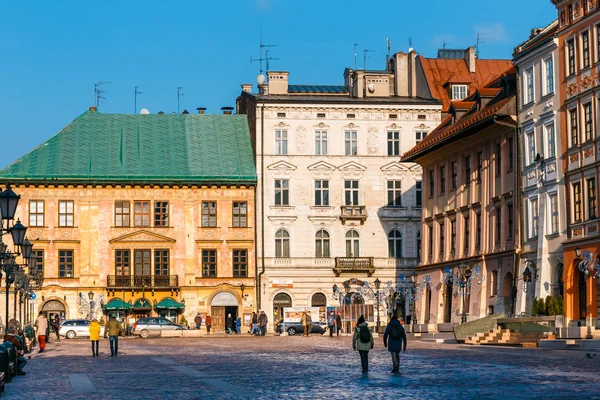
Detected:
left=388, top=229, right=403, bottom=257
left=315, top=230, right=330, bottom=258
left=275, top=229, right=290, bottom=258
left=345, top=230, right=360, bottom=257
left=311, top=292, right=327, bottom=307
left=416, top=230, right=421, bottom=261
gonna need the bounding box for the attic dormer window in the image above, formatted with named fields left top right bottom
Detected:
left=452, top=85, right=468, bottom=100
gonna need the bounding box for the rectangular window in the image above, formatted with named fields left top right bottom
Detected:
left=134, top=201, right=150, bottom=227
left=344, top=180, right=359, bottom=205
left=387, top=131, right=400, bottom=156
left=574, top=182, right=582, bottom=222
left=29, top=200, right=44, bottom=227
left=546, top=124, right=556, bottom=157
left=58, top=200, right=74, bottom=227
left=567, top=39, right=575, bottom=75
left=545, top=57, right=554, bottom=94
left=315, top=180, right=330, bottom=206
left=495, top=142, right=501, bottom=176
left=588, top=178, right=597, bottom=219
left=59, top=250, right=74, bottom=278
left=584, top=102, right=593, bottom=141
left=527, top=132, right=536, bottom=165
left=115, top=250, right=130, bottom=276
left=550, top=193, right=559, bottom=234
left=476, top=152, right=483, bottom=182
left=274, top=179, right=289, bottom=206
left=415, top=131, right=427, bottom=144
left=233, top=202, right=248, bottom=227
left=201, top=201, right=217, bottom=227
left=450, top=220, right=456, bottom=255
left=452, top=85, right=467, bottom=100
left=531, top=198, right=539, bottom=237
left=495, top=208, right=502, bottom=244
left=570, top=108, right=578, bottom=147
left=134, top=249, right=151, bottom=276
left=387, top=181, right=402, bottom=206
left=154, top=201, right=169, bottom=227
left=440, top=166, right=446, bottom=195
left=525, top=67, right=534, bottom=103
left=508, top=138, right=514, bottom=171
left=429, top=170, right=435, bottom=197
left=439, top=221, right=445, bottom=257
left=582, top=31, right=591, bottom=68
left=451, top=161, right=458, bottom=189
left=465, top=155, right=471, bottom=184
left=507, top=204, right=514, bottom=240
left=202, top=250, right=217, bottom=277
left=315, top=130, right=328, bottom=155
left=568, top=4, right=573, bottom=23
left=463, top=215, right=470, bottom=255
left=597, top=24, right=600, bottom=64
left=476, top=213, right=482, bottom=252
left=345, top=131, right=358, bottom=156
left=428, top=225, right=433, bottom=258
left=275, top=129, right=288, bottom=155
left=233, top=249, right=248, bottom=277
left=415, top=181, right=422, bottom=207
left=115, top=201, right=130, bottom=227
left=154, top=249, right=169, bottom=276
left=32, top=250, right=44, bottom=277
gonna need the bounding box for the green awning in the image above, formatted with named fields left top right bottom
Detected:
left=103, top=299, right=133, bottom=311
left=154, top=298, right=184, bottom=310
left=133, top=299, right=152, bottom=310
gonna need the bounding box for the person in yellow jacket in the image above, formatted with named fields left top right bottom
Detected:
left=89, top=319, right=101, bottom=357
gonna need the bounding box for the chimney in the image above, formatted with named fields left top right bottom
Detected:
left=392, top=52, right=409, bottom=96
left=89, top=106, right=97, bottom=112
left=182, top=109, right=189, bottom=114
left=196, top=107, right=206, bottom=114
left=241, top=84, right=253, bottom=93
left=464, top=46, right=476, bottom=73
left=267, top=71, right=289, bottom=95
left=221, top=106, right=234, bottom=115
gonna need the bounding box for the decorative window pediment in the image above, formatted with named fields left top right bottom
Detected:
left=267, top=160, right=297, bottom=171
left=307, top=161, right=337, bottom=172
left=338, top=161, right=367, bottom=172
left=109, top=230, right=176, bottom=244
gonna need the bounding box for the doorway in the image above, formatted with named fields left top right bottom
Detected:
left=210, top=292, right=240, bottom=332
left=273, top=293, right=292, bottom=326
left=578, top=270, right=587, bottom=320
left=225, top=306, right=238, bottom=332
left=443, top=283, right=453, bottom=323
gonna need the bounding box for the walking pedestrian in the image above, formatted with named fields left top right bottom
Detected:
left=226, top=313, right=233, bottom=334
left=306, top=312, right=313, bottom=336
left=104, top=314, right=123, bottom=356
left=328, top=311, right=335, bottom=337
left=335, top=313, right=342, bottom=336
left=236, top=316, right=242, bottom=334
left=258, top=311, right=268, bottom=336
left=52, top=314, right=61, bottom=342
left=383, top=315, right=407, bottom=373
left=194, top=313, right=203, bottom=330
left=206, top=315, right=212, bottom=334
left=352, top=315, right=374, bottom=373
left=34, top=311, right=48, bottom=353
left=89, top=318, right=101, bottom=357
left=251, top=312, right=258, bottom=335
left=301, top=311, right=308, bottom=336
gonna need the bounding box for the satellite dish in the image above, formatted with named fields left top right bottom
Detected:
left=257, top=74, right=266, bottom=85
left=140, top=108, right=150, bottom=115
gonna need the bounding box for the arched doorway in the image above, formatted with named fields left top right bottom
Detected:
left=555, top=263, right=564, bottom=298
left=311, top=293, right=327, bottom=307
left=443, top=282, right=453, bottom=323
left=42, top=300, right=66, bottom=322
left=424, top=286, right=432, bottom=324
left=273, top=293, right=292, bottom=324
left=211, top=292, right=239, bottom=332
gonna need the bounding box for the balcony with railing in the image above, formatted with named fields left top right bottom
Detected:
left=339, top=205, right=367, bottom=225
left=107, top=275, right=179, bottom=289
left=333, top=257, right=375, bottom=276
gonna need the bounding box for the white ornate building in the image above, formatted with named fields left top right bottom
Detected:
left=237, top=56, right=442, bottom=330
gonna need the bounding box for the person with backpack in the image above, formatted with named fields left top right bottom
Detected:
left=383, top=315, right=407, bottom=373
left=352, top=315, right=374, bottom=373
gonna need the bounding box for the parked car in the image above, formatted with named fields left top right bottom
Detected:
left=131, top=317, right=185, bottom=338
left=282, top=321, right=326, bottom=336
left=59, top=319, right=106, bottom=339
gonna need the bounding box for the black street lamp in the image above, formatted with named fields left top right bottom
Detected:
left=443, top=264, right=484, bottom=324
left=0, top=185, right=20, bottom=221
left=374, top=278, right=381, bottom=332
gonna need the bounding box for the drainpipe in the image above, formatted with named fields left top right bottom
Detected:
left=513, top=65, right=523, bottom=318
left=257, top=103, right=266, bottom=311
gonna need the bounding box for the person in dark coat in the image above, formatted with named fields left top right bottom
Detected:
left=335, top=313, right=342, bottom=336
left=383, top=315, right=407, bottom=373
left=226, top=314, right=233, bottom=334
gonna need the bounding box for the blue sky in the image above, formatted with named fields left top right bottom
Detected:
left=0, top=0, right=557, bottom=169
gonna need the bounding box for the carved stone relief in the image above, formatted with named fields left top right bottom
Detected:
left=296, top=126, right=307, bottom=154
left=367, top=127, right=379, bottom=155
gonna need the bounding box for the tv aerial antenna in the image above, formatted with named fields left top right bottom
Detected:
left=177, top=86, right=186, bottom=114
left=354, top=43, right=359, bottom=69
left=475, top=33, right=485, bottom=58
left=134, top=85, right=147, bottom=114
left=364, top=49, right=375, bottom=70
left=250, top=41, right=278, bottom=75
left=94, top=81, right=112, bottom=109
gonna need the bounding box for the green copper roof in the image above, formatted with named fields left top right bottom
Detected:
left=0, top=110, right=257, bottom=184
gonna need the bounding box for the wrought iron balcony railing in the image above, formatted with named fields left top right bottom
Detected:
left=107, top=275, right=179, bottom=289
left=333, top=257, right=375, bottom=277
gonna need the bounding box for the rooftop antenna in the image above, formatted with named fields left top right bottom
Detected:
left=364, top=49, right=375, bottom=70
left=408, top=37, right=413, bottom=52
left=94, top=81, right=112, bottom=109
left=386, top=38, right=391, bottom=70
left=134, top=85, right=146, bottom=114
left=264, top=49, right=279, bottom=72
left=250, top=41, right=278, bottom=75
left=177, top=86, right=186, bottom=114
left=354, top=43, right=359, bottom=69
left=475, top=33, right=485, bottom=58
left=443, top=40, right=449, bottom=49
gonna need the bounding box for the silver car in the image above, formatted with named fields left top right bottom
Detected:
left=132, top=317, right=185, bottom=338
left=59, top=319, right=106, bottom=339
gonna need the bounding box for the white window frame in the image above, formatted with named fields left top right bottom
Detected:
left=545, top=122, right=556, bottom=158
left=451, top=85, right=467, bottom=100
left=314, top=180, right=330, bottom=206
left=526, top=130, right=536, bottom=165
left=415, top=131, right=427, bottom=144
left=524, top=67, right=534, bottom=104
left=344, top=131, right=358, bottom=156
left=543, top=56, right=554, bottom=96
left=529, top=197, right=539, bottom=238
left=315, top=130, right=328, bottom=155
left=275, top=129, right=288, bottom=155
left=548, top=192, right=559, bottom=235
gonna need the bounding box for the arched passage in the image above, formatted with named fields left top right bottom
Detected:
left=311, top=292, right=327, bottom=307
left=273, top=292, right=292, bottom=323
left=210, top=292, right=239, bottom=332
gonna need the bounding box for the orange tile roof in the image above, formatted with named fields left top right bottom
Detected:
left=477, top=87, right=502, bottom=97
left=450, top=101, right=475, bottom=110
left=418, top=57, right=513, bottom=111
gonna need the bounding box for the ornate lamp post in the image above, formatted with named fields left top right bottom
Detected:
left=577, top=249, right=600, bottom=279
left=78, top=291, right=104, bottom=320
left=442, top=264, right=484, bottom=324
left=373, top=278, right=381, bottom=331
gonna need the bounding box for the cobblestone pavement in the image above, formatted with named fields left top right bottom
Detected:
left=5, top=334, right=600, bottom=399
